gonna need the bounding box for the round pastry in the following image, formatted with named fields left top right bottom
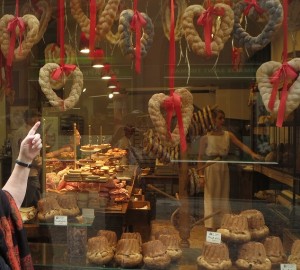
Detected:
left=158, top=234, right=182, bottom=262
left=288, top=239, right=300, bottom=268
left=197, top=241, right=232, bottom=270
left=97, top=230, right=118, bottom=251
left=86, top=236, right=114, bottom=265
left=114, top=239, right=143, bottom=268
left=121, top=232, right=143, bottom=246
left=81, top=144, right=95, bottom=151
left=37, top=197, right=63, bottom=222
left=263, top=236, right=286, bottom=264
left=217, top=214, right=251, bottom=243
left=240, top=209, right=269, bottom=240
left=142, top=240, right=171, bottom=270
left=236, top=241, right=271, bottom=270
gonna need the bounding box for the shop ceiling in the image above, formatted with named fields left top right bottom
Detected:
left=5, top=0, right=274, bottom=99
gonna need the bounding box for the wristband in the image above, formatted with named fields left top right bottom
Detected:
left=16, top=159, right=32, bottom=168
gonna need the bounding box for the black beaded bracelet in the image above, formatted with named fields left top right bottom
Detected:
left=16, top=160, right=32, bottom=168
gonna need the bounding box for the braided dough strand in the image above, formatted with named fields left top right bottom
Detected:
left=182, top=4, right=234, bottom=56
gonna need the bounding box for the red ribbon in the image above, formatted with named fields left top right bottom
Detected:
left=197, top=5, right=225, bottom=56
left=6, top=17, right=25, bottom=67
left=130, top=10, right=147, bottom=73
left=268, top=62, right=298, bottom=127
left=232, top=47, right=241, bottom=71
left=58, top=0, right=65, bottom=66
left=51, top=64, right=76, bottom=81
left=243, top=0, right=265, bottom=16
left=163, top=93, right=187, bottom=152
left=89, top=0, right=96, bottom=59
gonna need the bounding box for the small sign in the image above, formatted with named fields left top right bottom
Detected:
left=281, top=264, right=297, bottom=270
left=82, top=208, right=95, bottom=218
left=54, top=215, right=68, bottom=226
left=206, top=231, right=221, bottom=244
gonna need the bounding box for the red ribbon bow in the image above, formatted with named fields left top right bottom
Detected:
left=6, top=17, right=25, bottom=67
left=197, top=6, right=225, bottom=56
left=163, top=93, right=187, bottom=152
left=51, top=64, right=76, bottom=81
left=243, top=0, right=265, bottom=16
left=268, top=62, right=298, bottom=127
left=130, top=10, right=147, bottom=73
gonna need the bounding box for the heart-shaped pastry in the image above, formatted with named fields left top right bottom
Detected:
left=182, top=4, right=234, bottom=56
left=0, top=14, right=40, bottom=61
left=148, top=88, right=193, bottom=148
left=256, top=58, right=300, bottom=117
left=20, top=0, right=52, bottom=44
left=118, top=9, right=154, bottom=58
left=233, top=0, right=283, bottom=51
left=39, top=63, right=83, bottom=111
left=70, top=0, right=105, bottom=40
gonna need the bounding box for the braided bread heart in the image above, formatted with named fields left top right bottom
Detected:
left=70, top=0, right=105, bottom=39
left=118, top=9, right=154, bottom=58
left=182, top=4, right=234, bottom=56
left=0, top=14, right=40, bottom=61
left=256, top=58, right=300, bottom=117
left=20, top=0, right=52, bottom=44
left=233, top=0, right=283, bottom=51
left=39, top=63, right=83, bottom=111
left=148, top=88, right=193, bottom=148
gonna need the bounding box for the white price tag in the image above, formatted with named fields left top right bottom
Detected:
left=54, top=215, right=68, bottom=226
left=206, top=231, right=221, bottom=244
left=82, top=208, right=95, bottom=218
left=281, top=263, right=297, bottom=270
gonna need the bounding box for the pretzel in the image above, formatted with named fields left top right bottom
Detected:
left=233, top=0, right=283, bottom=51
left=182, top=4, right=234, bottom=56
left=20, top=0, right=52, bottom=44
left=0, top=14, right=40, bottom=62
left=96, top=0, right=121, bottom=42
left=256, top=59, right=300, bottom=118
left=148, top=88, right=193, bottom=148
left=38, top=63, right=83, bottom=111
left=118, top=9, right=154, bottom=58
left=161, top=0, right=187, bottom=41
left=70, top=0, right=105, bottom=39
left=44, top=43, right=76, bottom=64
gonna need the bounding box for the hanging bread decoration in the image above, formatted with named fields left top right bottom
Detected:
left=70, top=0, right=105, bottom=39
left=39, top=63, right=83, bottom=111
left=161, top=0, right=187, bottom=41
left=256, top=59, right=300, bottom=125
left=182, top=3, right=234, bottom=56
left=0, top=14, right=40, bottom=63
left=148, top=88, right=193, bottom=148
left=233, top=0, right=283, bottom=52
left=44, top=43, right=76, bottom=65
left=96, top=0, right=121, bottom=43
left=143, top=129, right=180, bottom=164
left=118, top=9, right=154, bottom=60
left=20, top=0, right=52, bottom=44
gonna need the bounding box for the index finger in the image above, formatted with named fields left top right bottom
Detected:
left=28, top=121, right=41, bottom=136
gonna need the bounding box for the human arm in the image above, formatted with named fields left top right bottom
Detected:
left=3, top=122, right=42, bottom=208
left=228, top=131, right=263, bottom=160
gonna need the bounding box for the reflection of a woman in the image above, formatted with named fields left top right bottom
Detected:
left=198, top=109, right=262, bottom=232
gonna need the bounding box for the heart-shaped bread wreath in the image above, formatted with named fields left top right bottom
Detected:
left=181, top=4, right=234, bottom=56
left=39, top=63, right=83, bottom=111
left=148, top=88, right=193, bottom=148
left=256, top=58, right=300, bottom=118
left=233, top=0, right=283, bottom=51
left=20, top=0, right=52, bottom=44
left=0, top=14, right=40, bottom=61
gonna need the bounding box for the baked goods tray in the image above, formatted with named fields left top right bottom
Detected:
left=64, top=177, right=107, bottom=183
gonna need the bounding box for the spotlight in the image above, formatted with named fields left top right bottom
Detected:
left=92, top=49, right=104, bottom=68
left=101, top=63, right=112, bottom=80
left=79, top=33, right=90, bottom=54
left=108, top=93, right=114, bottom=99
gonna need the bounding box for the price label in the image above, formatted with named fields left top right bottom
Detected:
left=206, top=231, right=221, bottom=244
left=54, top=215, right=68, bottom=226
left=281, top=264, right=297, bottom=270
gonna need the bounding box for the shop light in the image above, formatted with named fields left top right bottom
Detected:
left=108, top=93, right=114, bottom=99
left=79, top=32, right=90, bottom=54
left=92, top=49, right=104, bottom=68
left=107, top=75, right=119, bottom=89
